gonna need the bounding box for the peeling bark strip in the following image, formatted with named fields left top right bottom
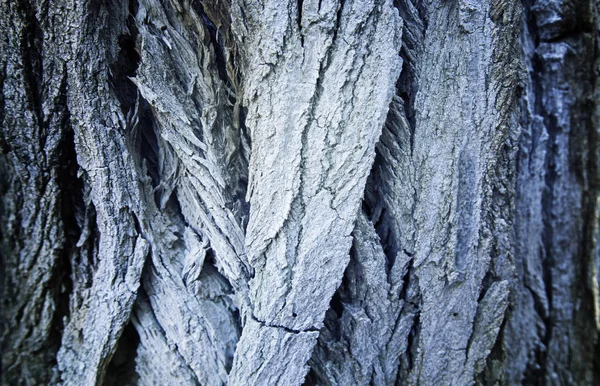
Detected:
left=0, top=0, right=598, bottom=385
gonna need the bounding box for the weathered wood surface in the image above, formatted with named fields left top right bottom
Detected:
left=0, top=0, right=598, bottom=385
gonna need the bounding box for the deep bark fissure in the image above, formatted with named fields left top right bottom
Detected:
left=104, top=321, right=141, bottom=386
left=16, top=0, right=43, bottom=145
left=111, top=0, right=140, bottom=116
left=0, top=64, right=8, bottom=154
left=52, top=95, right=83, bottom=370
left=522, top=2, right=553, bottom=380
left=402, top=309, right=421, bottom=380
left=297, top=0, right=304, bottom=47
left=193, top=0, right=231, bottom=85
left=392, top=0, right=425, bottom=153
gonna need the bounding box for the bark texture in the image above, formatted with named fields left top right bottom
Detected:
left=0, top=0, right=598, bottom=385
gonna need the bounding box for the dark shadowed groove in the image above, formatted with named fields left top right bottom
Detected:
left=399, top=309, right=421, bottom=383
left=393, top=0, right=426, bottom=152
left=537, top=59, right=557, bottom=380
left=363, top=132, right=397, bottom=273
left=297, top=0, right=304, bottom=46
left=110, top=0, right=160, bottom=195
left=362, top=0, right=426, bottom=272
left=310, top=0, right=426, bottom=381
left=15, top=0, right=44, bottom=147
left=521, top=3, right=552, bottom=383
left=103, top=322, right=141, bottom=386
left=591, top=4, right=600, bottom=384
left=476, top=315, right=509, bottom=385
left=0, top=63, right=8, bottom=154
left=302, top=368, right=319, bottom=386
left=101, top=0, right=145, bottom=379
left=138, top=98, right=161, bottom=189
left=363, top=94, right=409, bottom=273
left=395, top=261, right=421, bottom=381
left=110, top=0, right=140, bottom=115
left=192, top=0, right=230, bottom=84
left=52, top=69, right=84, bottom=375
left=0, top=60, right=10, bottom=383
left=595, top=338, right=600, bottom=384
left=328, top=284, right=345, bottom=319
left=331, top=0, right=345, bottom=45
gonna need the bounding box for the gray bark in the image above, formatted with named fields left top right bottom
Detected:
left=0, top=0, right=598, bottom=385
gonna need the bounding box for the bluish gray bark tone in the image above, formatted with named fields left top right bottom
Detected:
left=1, top=0, right=598, bottom=385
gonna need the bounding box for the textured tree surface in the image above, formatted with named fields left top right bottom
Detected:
left=0, top=0, right=598, bottom=384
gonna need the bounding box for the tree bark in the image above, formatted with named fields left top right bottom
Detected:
left=0, top=0, right=598, bottom=385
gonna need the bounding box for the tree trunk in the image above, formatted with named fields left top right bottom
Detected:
left=0, top=0, right=598, bottom=385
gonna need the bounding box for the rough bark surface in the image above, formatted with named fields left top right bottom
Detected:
left=0, top=0, right=598, bottom=385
